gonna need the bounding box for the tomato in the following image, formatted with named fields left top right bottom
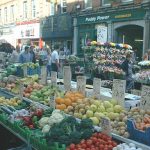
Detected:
left=93, top=132, right=98, bottom=138
left=91, top=148, right=96, bottom=150
left=80, top=139, right=85, bottom=144
left=99, top=144, right=104, bottom=149
left=81, top=144, right=87, bottom=149
left=104, top=148, right=109, bottom=150
left=70, top=144, right=76, bottom=150
left=95, top=141, right=100, bottom=147
left=108, top=145, right=113, bottom=150
left=112, top=142, right=117, bottom=147
left=86, top=148, right=90, bottom=150
left=91, top=137, right=97, bottom=144
left=76, top=144, right=81, bottom=149
left=86, top=140, right=93, bottom=146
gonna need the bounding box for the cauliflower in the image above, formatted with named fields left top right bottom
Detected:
left=42, top=125, right=50, bottom=134
left=38, top=117, right=49, bottom=128
left=48, top=110, right=65, bottom=127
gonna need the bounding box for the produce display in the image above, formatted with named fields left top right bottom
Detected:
left=138, top=61, right=150, bottom=69
left=29, top=85, right=64, bottom=105
left=56, top=91, right=84, bottom=110
left=0, top=61, right=149, bottom=150
left=134, top=70, right=150, bottom=85
left=113, top=143, right=143, bottom=150
left=83, top=41, right=132, bottom=80
left=67, top=132, right=118, bottom=150
left=128, top=108, right=150, bottom=131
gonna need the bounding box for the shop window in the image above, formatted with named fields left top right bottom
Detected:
left=121, top=0, right=133, bottom=2
left=84, top=0, right=92, bottom=9
left=10, top=5, right=15, bottom=21
left=4, top=7, right=7, bottom=23
left=50, top=2, right=55, bottom=16
left=102, top=0, right=111, bottom=6
left=23, top=1, right=27, bottom=19
left=32, top=0, right=36, bottom=18
left=61, top=0, right=67, bottom=13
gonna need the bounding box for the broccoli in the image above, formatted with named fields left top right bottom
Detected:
left=49, top=126, right=66, bottom=138
left=81, top=129, right=93, bottom=140
left=69, top=131, right=82, bottom=144
left=57, top=135, right=71, bottom=146
left=80, top=118, right=93, bottom=130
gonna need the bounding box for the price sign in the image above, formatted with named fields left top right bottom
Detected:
left=19, top=82, right=24, bottom=101
left=63, top=66, right=71, bottom=91
left=77, top=76, right=86, bottom=95
left=23, top=66, right=27, bottom=77
left=51, top=71, right=57, bottom=86
left=50, top=94, right=55, bottom=109
left=101, top=117, right=111, bottom=136
left=41, top=66, right=47, bottom=85
left=112, top=79, right=126, bottom=107
left=140, top=85, right=150, bottom=110
left=93, top=78, right=101, bottom=99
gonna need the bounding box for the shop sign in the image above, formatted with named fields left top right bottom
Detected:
left=112, top=79, right=126, bottom=108
left=63, top=66, right=71, bottom=91
left=77, top=9, right=146, bottom=25
left=97, top=26, right=108, bottom=43
left=140, top=85, right=150, bottom=110
left=15, top=23, right=40, bottom=39
left=93, top=78, right=101, bottom=99
left=77, top=76, right=86, bottom=95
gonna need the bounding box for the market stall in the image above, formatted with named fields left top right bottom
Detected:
left=0, top=64, right=150, bottom=150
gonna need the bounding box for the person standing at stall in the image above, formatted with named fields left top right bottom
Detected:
left=29, top=45, right=36, bottom=63
left=10, top=45, right=20, bottom=63
left=51, top=44, right=60, bottom=72
left=19, top=46, right=31, bottom=63
left=121, top=53, right=134, bottom=93
left=46, top=48, right=51, bottom=76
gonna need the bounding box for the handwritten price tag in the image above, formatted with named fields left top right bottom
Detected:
left=63, top=66, right=71, bottom=91
left=77, top=76, right=86, bottom=95
left=19, top=82, right=24, bottom=101
left=140, top=85, right=150, bottom=110
left=112, top=79, right=126, bottom=107
left=101, top=117, right=111, bottom=136
left=50, top=94, right=55, bottom=109
left=41, top=66, right=47, bottom=85
left=93, top=78, right=101, bottom=99
left=51, top=71, right=57, bottom=86
left=23, top=66, right=27, bottom=77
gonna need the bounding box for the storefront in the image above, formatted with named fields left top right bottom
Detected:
left=15, top=20, right=41, bottom=48
left=0, top=24, right=16, bottom=47
left=40, top=13, right=73, bottom=53
left=75, top=8, right=150, bottom=59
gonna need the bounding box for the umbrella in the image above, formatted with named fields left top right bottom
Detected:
left=0, top=40, right=15, bottom=53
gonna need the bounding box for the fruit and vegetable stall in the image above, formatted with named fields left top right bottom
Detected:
left=0, top=65, right=150, bottom=150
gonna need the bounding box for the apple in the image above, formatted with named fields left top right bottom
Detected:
left=106, top=107, right=114, bottom=112
left=103, top=101, right=113, bottom=109
left=94, top=112, right=105, bottom=120
left=114, top=105, right=123, bottom=113
left=97, top=105, right=105, bottom=112
left=86, top=110, right=94, bottom=118
left=89, top=104, right=97, bottom=112
left=110, top=99, right=118, bottom=106
left=93, top=100, right=101, bottom=107
left=90, top=117, right=100, bottom=125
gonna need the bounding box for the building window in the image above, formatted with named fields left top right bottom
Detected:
left=10, top=5, right=15, bottom=21
left=50, top=2, right=55, bottom=16
left=84, top=0, right=92, bottom=9
left=102, top=0, right=111, bottom=6
left=121, top=0, right=133, bottom=2
left=4, top=7, right=7, bottom=23
left=23, top=1, right=27, bottom=19
left=32, top=0, right=36, bottom=18
left=0, top=9, right=1, bottom=22
left=61, top=0, right=67, bottom=13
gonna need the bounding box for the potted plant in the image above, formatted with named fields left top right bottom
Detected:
left=109, top=0, right=121, bottom=7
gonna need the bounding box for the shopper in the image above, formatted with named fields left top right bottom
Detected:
left=120, top=53, right=134, bottom=93
left=19, top=46, right=31, bottom=63
left=46, top=48, right=51, bottom=76
left=51, top=44, right=60, bottom=72
left=10, top=45, right=20, bottom=63
left=143, top=49, right=150, bottom=61
left=29, top=45, right=36, bottom=63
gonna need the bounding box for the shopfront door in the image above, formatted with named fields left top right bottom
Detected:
left=78, top=29, right=94, bottom=56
